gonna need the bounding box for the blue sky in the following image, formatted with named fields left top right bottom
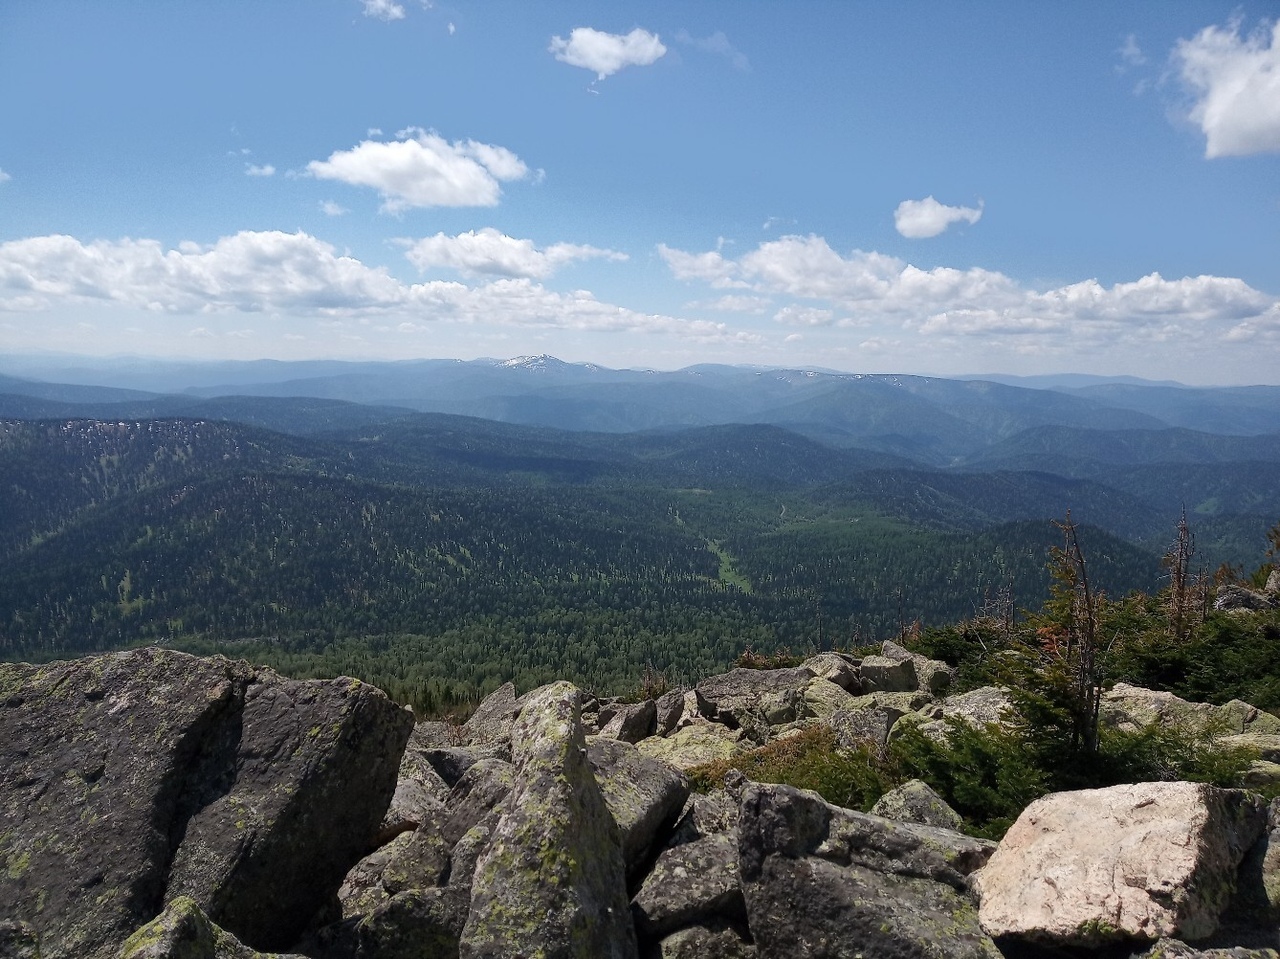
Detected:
left=1, top=2, right=1278, bottom=384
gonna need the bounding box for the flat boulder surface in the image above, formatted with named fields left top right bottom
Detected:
left=0, top=648, right=412, bottom=959
left=976, top=781, right=1269, bottom=947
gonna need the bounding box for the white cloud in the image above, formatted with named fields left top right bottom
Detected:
left=675, top=30, right=749, bottom=71
left=1118, top=34, right=1146, bottom=67
left=0, top=168, right=10, bottom=183
left=893, top=196, right=984, bottom=239
left=307, top=129, right=528, bottom=213
left=659, top=234, right=1279, bottom=352
left=0, top=230, right=749, bottom=344
left=362, top=0, right=405, bottom=21
left=549, top=27, right=666, bottom=80
left=697, top=294, right=772, bottom=313
left=774, top=305, right=836, bottom=327
left=1175, top=19, right=1280, bottom=158
left=320, top=200, right=349, bottom=217
left=403, top=228, right=627, bottom=279
left=245, top=163, right=275, bottom=177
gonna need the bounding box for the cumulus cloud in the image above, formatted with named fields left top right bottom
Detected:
left=403, top=228, right=627, bottom=279
left=659, top=234, right=1279, bottom=351
left=549, top=27, right=666, bottom=79
left=893, top=196, right=984, bottom=239
left=244, top=163, right=275, bottom=177
left=0, top=231, right=749, bottom=344
left=0, top=168, right=10, bottom=183
left=1174, top=18, right=1280, bottom=158
left=1118, top=34, right=1146, bottom=67
left=307, top=129, right=529, bottom=212
left=320, top=200, right=349, bottom=216
left=675, top=30, right=749, bottom=70
left=361, top=0, right=405, bottom=21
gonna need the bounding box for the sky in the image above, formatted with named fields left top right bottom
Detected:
left=1, top=2, right=1279, bottom=384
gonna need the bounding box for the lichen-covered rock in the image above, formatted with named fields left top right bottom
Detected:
left=0, top=922, right=40, bottom=959
left=378, top=724, right=456, bottom=841
left=337, top=830, right=417, bottom=919
left=667, top=790, right=740, bottom=848
left=0, top=648, right=412, bottom=959
left=738, top=783, right=999, bottom=958
left=800, top=677, right=860, bottom=719
left=654, top=689, right=688, bottom=736
left=694, top=667, right=816, bottom=730
left=459, top=682, right=637, bottom=959
left=825, top=705, right=901, bottom=752
left=1103, top=683, right=1221, bottom=734
left=637, top=723, right=744, bottom=771
left=632, top=833, right=744, bottom=941
left=975, top=782, right=1269, bottom=946
left=348, top=887, right=468, bottom=959
left=858, top=654, right=917, bottom=694
left=462, top=683, right=522, bottom=746
left=599, top=700, right=658, bottom=744
left=588, top=737, right=689, bottom=876
left=1130, top=941, right=1280, bottom=958
left=800, top=653, right=861, bottom=693
left=1215, top=585, right=1278, bottom=612
left=913, top=686, right=1012, bottom=741
left=652, top=919, right=756, bottom=958
left=115, top=897, right=305, bottom=959
left=871, top=779, right=964, bottom=831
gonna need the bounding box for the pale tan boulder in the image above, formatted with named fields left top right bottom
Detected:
left=975, top=781, right=1268, bottom=947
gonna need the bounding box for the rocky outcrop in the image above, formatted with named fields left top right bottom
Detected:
left=459, top=681, right=638, bottom=958
left=976, top=782, right=1269, bottom=947
left=11, top=649, right=1280, bottom=958
left=0, top=648, right=412, bottom=959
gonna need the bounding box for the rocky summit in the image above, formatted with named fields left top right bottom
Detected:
left=6, top=647, right=1280, bottom=958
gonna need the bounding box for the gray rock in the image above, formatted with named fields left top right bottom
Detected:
left=1216, top=585, right=1277, bottom=611
left=115, top=897, right=306, bottom=959
left=1268, top=569, right=1280, bottom=595
left=632, top=833, right=745, bottom=941
left=0, top=923, right=40, bottom=959
left=870, top=779, right=964, bottom=831
left=336, top=830, right=417, bottom=919
left=651, top=919, right=756, bottom=958
left=348, top=887, right=468, bottom=959
left=423, top=744, right=511, bottom=788
left=667, top=790, right=740, bottom=850
left=826, top=706, right=901, bottom=752
left=588, top=737, right=690, bottom=877
left=914, top=685, right=1012, bottom=741
left=800, top=653, right=861, bottom=693
left=738, top=783, right=999, bottom=959
left=0, top=648, right=411, bottom=959
left=636, top=723, right=744, bottom=771
left=440, top=758, right=515, bottom=847
left=1129, top=941, right=1280, bottom=958
left=462, top=682, right=521, bottom=745
left=859, top=654, right=917, bottom=693
left=459, top=682, right=637, bottom=959
left=654, top=689, right=687, bottom=736
left=694, top=667, right=817, bottom=730
left=599, top=700, right=658, bottom=744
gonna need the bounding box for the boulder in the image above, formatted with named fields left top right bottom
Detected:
left=913, top=686, right=1012, bottom=741
left=637, top=723, right=744, bottom=771
left=654, top=689, right=688, bottom=736
left=1215, top=585, right=1277, bottom=612
left=1131, top=941, right=1280, bottom=958
left=800, top=677, right=860, bottom=719
left=422, top=743, right=511, bottom=788
left=631, top=833, right=744, bottom=941
left=1103, top=683, right=1220, bottom=734
left=599, top=700, right=658, bottom=744
left=667, top=790, right=740, bottom=848
left=800, top=653, right=861, bottom=693
left=345, top=887, right=468, bottom=959
left=826, top=706, right=901, bottom=752
left=336, top=830, right=417, bottom=919
left=588, top=737, right=690, bottom=877
left=0, top=923, right=40, bottom=959
left=651, top=918, right=756, bottom=958
left=462, top=682, right=522, bottom=745
left=115, top=897, right=306, bottom=959
left=459, top=682, right=638, bottom=959
left=0, top=648, right=412, bottom=959
left=859, top=654, right=917, bottom=694
left=871, top=779, right=964, bottom=831
left=694, top=667, right=816, bottom=730
left=975, top=781, right=1269, bottom=946
left=738, top=783, right=999, bottom=958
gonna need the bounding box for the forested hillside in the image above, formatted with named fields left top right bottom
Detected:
left=1, top=360, right=1275, bottom=710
